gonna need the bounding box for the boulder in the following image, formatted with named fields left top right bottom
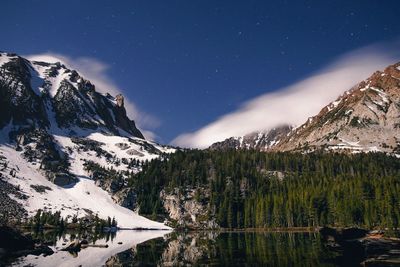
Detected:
left=320, top=226, right=368, bottom=242
left=320, top=227, right=400, bottom=266
left=51, top=173, right=77, bottom=187
left=61, top=239, right=81, bottom=252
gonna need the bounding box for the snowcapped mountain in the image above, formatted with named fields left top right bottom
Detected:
left=209, top=125, right=292, bottom=150
left=0, top=52, right=174, bottom=229
left=0, top=53, right=144, bottom=138
left=210, top=62, right=400, bottom=155
left=274, top=62, right=400, bottom=154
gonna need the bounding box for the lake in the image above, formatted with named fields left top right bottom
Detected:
left=10, top=230, right=354, bottom=266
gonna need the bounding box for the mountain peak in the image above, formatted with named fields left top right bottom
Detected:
left=273, top=61, right=400, bottom=153
left=0, top=52, right=144, bottom=139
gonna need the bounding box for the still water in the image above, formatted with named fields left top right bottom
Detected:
left=11, top=230, right=349, bottom=267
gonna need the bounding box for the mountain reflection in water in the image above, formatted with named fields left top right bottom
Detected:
left=12, top=230, right=343, bottom=267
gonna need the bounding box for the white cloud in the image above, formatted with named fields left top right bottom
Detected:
left=26, top=53, right=159, bottom=140
left=172, top=43, right=400, bottom=148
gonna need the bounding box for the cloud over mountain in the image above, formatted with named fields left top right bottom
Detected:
left=173, top=43, right=400, bottom=148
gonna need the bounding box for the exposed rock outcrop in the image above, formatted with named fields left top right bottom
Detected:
left=112, top=188, right=137, bottom=211
left=48, top=172, right=77, bottom=187
left=160, top=187, right=218, bottom=229
left=113, top=94, right=145, bottom=139
left=93, top=172, right=138, bottom=211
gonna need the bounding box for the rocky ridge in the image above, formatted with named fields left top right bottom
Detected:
left=275, top=62, right=400, bottom=153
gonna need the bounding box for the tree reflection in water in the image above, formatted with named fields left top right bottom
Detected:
left=111, top=231, right=339, bottom=266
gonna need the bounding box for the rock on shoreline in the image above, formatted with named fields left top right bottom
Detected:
left=319, top=227, right=400, bottom=266
left=0, top=226, right=53, bottom=265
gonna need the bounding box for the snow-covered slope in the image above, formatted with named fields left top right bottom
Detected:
left=0, top=52, right=175, bottom=229
left=0, top=145, right=168, bottom=229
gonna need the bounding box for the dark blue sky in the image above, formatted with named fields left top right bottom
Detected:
left=1, top=1, right=399, bottom=143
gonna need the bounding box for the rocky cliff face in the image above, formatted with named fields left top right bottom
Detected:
left=160, top=187, right=218, bottom=229
left=275, top=62, right=400, bottom=153
left=93, top=173, right=138, bottom=211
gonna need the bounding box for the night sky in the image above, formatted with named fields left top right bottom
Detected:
left=1, top=1, right=399, bottom=143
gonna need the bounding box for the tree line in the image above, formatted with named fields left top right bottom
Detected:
left=26, top=209, right=118, bottom=231
left=130, top=149, right=400, bottom=229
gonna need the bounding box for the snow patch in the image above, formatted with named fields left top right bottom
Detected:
left=370, top=87, right=389, bottom=104
left=31, top=62, right=71, bottom=97
left=345, top=109, right=353, bottom=115
left=332, top=99, right=341, bottom=107
left=28, top=65, right=45, bottom=96
left=328, top=138, right=381, bottom=153
left=0, top=53, right=18, bottom=67
left=360, top=84, right=370, bottom=92
left=327, top=99, right=342, bottom=112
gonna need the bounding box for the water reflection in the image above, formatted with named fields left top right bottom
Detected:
left=12, top=230, right=343, bottom=267
left=111, top=231, right=339, bottom=267
left=12, top=230, right=171, bottom=267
